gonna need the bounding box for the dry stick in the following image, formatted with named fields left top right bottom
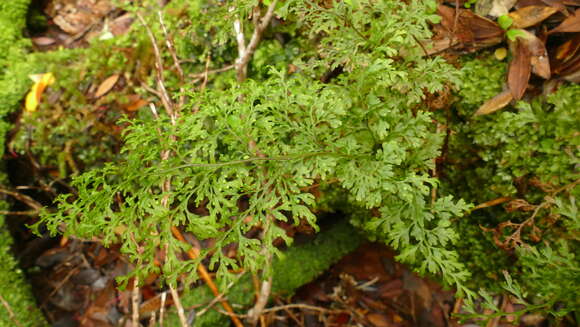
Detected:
left=136, top=13, right=176, bottom=123
left=195, top=281, right=235, bottom=317
left=158, top=11, right=186, bottom=108
left=131, top=276, right=141, bottom=327
left=159, top=291, right=167, bottom=327
left=139, top=12, right=242, bottom=327
left=170, top=226, right=244, bottom=327
left=189, top=64, right=235, bottom=81
left=0, top=293, right=24, bottom=327
left=169, top=284, right=188, bottom=327
left=247, top=276, right=273, bottom=326
left=234, top=0, right=279, bottom=82
left=0, top=187, right=43, bottom=212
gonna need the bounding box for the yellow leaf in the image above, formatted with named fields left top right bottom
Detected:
left=95, top=74, right=120, bottom=98
left=25, top=73, right=55, bottom=112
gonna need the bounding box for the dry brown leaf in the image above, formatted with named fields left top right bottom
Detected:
left=552, top=33, right=580, bottom=81
left=95, top=74, right=120, bottom=98
left=123, top=95, right=149, bottom=112
left=32, top=36, right=56, bottom=46
left=366, top=313, right=391, bottom=327
left=437, top=5, right=504, bottom=49
left=509, top=6, right=559, bottom=28
left=520, top=30, right=551, bottom=79
left=474, top=89, right=514, bottom=115
left=549, top=9, right=580, bottom=33
left=508, top=40, right=532, bottom=100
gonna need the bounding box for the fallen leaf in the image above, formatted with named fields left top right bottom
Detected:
left=551, top=33, right=580, bottom=81
left=476, top=0, right=518, bottom=17
left=32, top=36, right=56, bottom=46
left=474, top=89, right=514, bottom=115
left=437, top=5, right=504, bottom=49
left=509, top=5, right=559, bottom=28
left=123, top=95, right=149, bottom=112
left=549, top=9, right=580, bottom=33
left=95, top=74, right=120, bottom=98
left=366, top=313, right=391, bottom=327
left=519, top=30, right=551, bottom=79
left=508, top=39, right=532, bottom=99
left=25, top=72, right=56, bottom=112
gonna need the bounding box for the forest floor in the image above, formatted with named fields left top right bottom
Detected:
left=4, top=0, right=579, bottom=326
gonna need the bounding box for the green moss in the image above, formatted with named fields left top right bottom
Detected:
left=166, top=221, right=363, bottom=327
left=0, top=212, right=47, bottom=327
left=0, top=1, right=47, bottom=326
left=443, top=54, right=579, bottom=314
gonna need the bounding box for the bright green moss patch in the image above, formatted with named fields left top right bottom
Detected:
left=0, top=214, right=47, bottom=327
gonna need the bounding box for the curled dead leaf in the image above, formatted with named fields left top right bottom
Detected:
left=437, top=5, right=504, bottom=50
left=474, top=89, right=514, bottom=116
left=95, top=74, right=120, bottom=98
left=123, top=95, right=149, bottom=112
left=509, top=6, right=559, bottom=29
left=508, top=39, right=532, bottom=99
left=549, top=9, right=580, bottom=34
left=518, top=30, right=551, bottom=79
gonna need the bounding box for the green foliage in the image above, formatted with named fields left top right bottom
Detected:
left=38, top=0, right=473, bottom=296
left=445, top=54, right=580, bottom=319
left=0, top=2, right=47, bottom=326
left=165, top=220, right=362, bottom=326
left=0, top=214, right=48, bottom=327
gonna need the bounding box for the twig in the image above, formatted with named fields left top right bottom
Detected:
left=0, top=293, right=23, bottom=327
left=132, top=276, right=141, bottom=327
left=159, top=291, right=167, bottom=327
left=195, top=281, right=235, bottom=317
left=136, top=12, right=176, bottom=123
left=200, top=54, right=211, bottom=91
left=170, top=284, right=188, bottom=327
left=234, top=0, right=279, bottom=82
left=0, top=187, right=43, bottom=212
left=171, top=227, right=244, bottom=327
left=158, top=11, right=185, bottom=108
left=247, top=276, right=273, bottom=325
left=189, top=64, right=235, bottom=80
left=0, top=210, right=38, bottom=216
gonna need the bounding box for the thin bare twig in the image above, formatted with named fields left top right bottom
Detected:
left=0, top=187, right=43, bottom=212
left=190, top=64, right=235, bottom=80
left=0, top=293, right=23, bottom=327
left=234, top=0, right=279, bottom=82
left=247, top=276, right=273, bottom=325
left=0, top=210, right=38, bottom=216
left=200, top=54, right=211, bottom=91
left=159, top=291, right=167, bottom=327
left=195, top=281, right=235, bottom=317
left=158, top=11, right=185, bottom=108
left=131, top=277, right=141, bottom=327
left=136, top=12, right=176, bottom=123
left=170, top=284, right=188, bottom=327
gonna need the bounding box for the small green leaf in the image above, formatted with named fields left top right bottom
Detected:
left=506, top=29, right=527, bottom=41
left=498, top=15, right=513, bottom=30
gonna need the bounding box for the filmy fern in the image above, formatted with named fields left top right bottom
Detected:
left=39, top=0, right=472, bottom=294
